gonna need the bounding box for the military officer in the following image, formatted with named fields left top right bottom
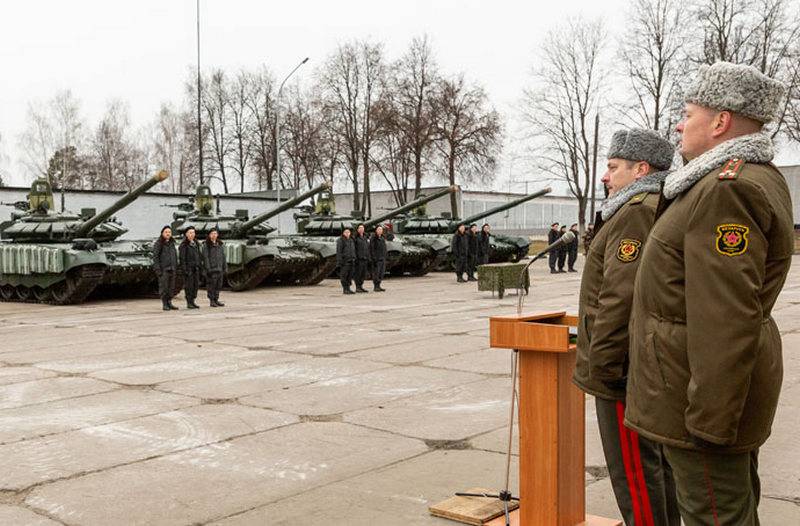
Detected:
left=451, top=223, right=469, bottom=282
left=353, top=223, right=370, bottom=293
left=203, top=227, right=226, bottom=307
left=152, top=225, right=178, bottom=311
left=626, top=62, right=794, bottom=526
left=547, top=222, right=560, bottom=273
left=336, top=227, right=356, bottom=294
left=573, top=128, right=679, bottom=526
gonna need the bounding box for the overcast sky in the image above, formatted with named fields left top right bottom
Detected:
left=1, top=0, right=796, bottom=191
left=0, top=0, right=633, bottom=189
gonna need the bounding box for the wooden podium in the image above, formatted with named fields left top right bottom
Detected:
left=489, top=311, right=621, bottom=526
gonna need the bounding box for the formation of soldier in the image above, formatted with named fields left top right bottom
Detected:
left=548, top=222, right=580, bottom=273
left=335, top=224, right=388, bottom=294
left=573, top=62, right=792, bottom=525
left=450, top=222, right=491, bottom=283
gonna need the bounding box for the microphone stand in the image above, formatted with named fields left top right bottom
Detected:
left=454, top=232, right=575, bottom=526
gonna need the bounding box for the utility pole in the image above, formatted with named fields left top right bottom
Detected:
left=275, top=57, right=309, bottom=206
left=590, top=113, right=599, bottom=222
left=196, top=0, right=204, bottom=187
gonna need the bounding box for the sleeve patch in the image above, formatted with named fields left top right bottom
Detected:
left=715, top=223, right=749, bottom=256
left=617, top=239, right=642, bottom=262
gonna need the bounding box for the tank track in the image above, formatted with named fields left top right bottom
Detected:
left=0, top=265, right=107, bottom=305
left=227, top=258, right=273, bottom=291
left=295, top=257, right=338, bottom=286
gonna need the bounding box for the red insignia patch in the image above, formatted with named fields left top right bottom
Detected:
left=715, top=224, right=749, bottom=256
left=617, top=239, right=641, bottom=263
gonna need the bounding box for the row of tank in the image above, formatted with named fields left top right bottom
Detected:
left=0, top=170, right=551, bottom=304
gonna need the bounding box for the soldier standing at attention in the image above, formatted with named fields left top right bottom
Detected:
left=626, top=62, right=793, bottom=526
left=353, top=223, right=369, bottom=293
left=567, top=223, right=579, bottom=272
left=573, top=128, right=679, bottom=526
left=466, top=223, right=479, bottom=282
left=203, top=227, right=226, bottom=307
left=369, top=225, right=387, bottom=292
left=153, top=225, right=178, bottom=311
left=337, top=227, right=356, bottom=294
left=547, top=222, right=560, bottom=273
left=451, top=223, right=469, bottom=283
left=556, top=224, right=568, bottom=272
left=477, top=223, right=491, bottom=266
left=179, top=226, right=202, bottom=309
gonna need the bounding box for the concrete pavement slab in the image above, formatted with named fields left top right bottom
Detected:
left=0, top=377, right=116, bottom=410
left=26, top=422, right=427, bottom=526
left=242, top=365, right=484, bottom=416
left=0, top=404, right=297, bottom=491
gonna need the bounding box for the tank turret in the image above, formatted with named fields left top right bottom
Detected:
left=233, top=181, right=330, bottom=236
left=364, top=186, right=456, bottom=230
left=74, top=171, right=169, bottom=237
left=1, top=171, right=169, bottom=243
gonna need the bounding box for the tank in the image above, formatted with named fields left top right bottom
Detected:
left=169, top=181, right=335, bottom=290
left=389, top=187, right=552, bottom=269
left=291, top=186, right=457, bottom=277
left=0, top=171, right=169, bottom=304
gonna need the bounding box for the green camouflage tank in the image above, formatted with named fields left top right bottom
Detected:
left=290, top=186, right=456, bottom=277
left=0, top=171, right=169, bottom=304
left=390, top=188, right=552, bottom=270
left=169, top=182, right=335, bottom=291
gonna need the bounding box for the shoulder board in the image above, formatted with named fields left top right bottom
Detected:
left=628, top=192, right=648, bottom=205
left=718, top=158, right=744, bottom=180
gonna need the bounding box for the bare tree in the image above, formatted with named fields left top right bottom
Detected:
left=431, top=75, right=502, bottom=217
left=229, top=71, right=253, bottom=193
left=371, top=95, right=415, bottom=206
left=319, top=42, right=364, bottom=211
left=245, top=67, right=278, bottom=191
left=91, top=100, right=133, bottom=190
left=522, top=17, right=609, bottom=232
left=152, top=103, right=188, bottom=193
left=17, top=90, right=86, bottom=188
left=392, top=35, right=439, bottom=198
left=203, top=69, right=233, bottom=192
left=692, top=0, right=800, bottom=138
left=283, top=86, right=325, bottom=191
left=619, top=0, right=691, bottom=132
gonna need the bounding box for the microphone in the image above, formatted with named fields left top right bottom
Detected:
left=530, top=231, right=576, bottom=263
left=517, top=230, right=576, bottom=314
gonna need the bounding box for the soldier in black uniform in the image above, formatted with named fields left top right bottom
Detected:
left=556, top=225, right=568, bottom=272
left=179, top=226, right=202, bottom=309
left=353, top=223, right=369, bottom=293
left=567, top=223, right=579, bottom=272
left=153, top=225, right=178, bottom=311
left=547, top=222, right=560, bottom=273
left=369, top=225, right=387, bottom=292
left=336, top=227, right=356, bottom=294
left=451, top=223, right=469, bottom=283
left=203, top=227, right=226, bottom=307
left=477, top=224, right=491, bottom=265
left=466, top=224, right=479, bottom=281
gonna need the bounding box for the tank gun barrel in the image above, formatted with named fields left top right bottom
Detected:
left=364, top=186, right=455, bottom=229
left=75, top=170, right=169, bottom=237
left=1, top=201, right=28, bottom=211
left=235, top=181, right=330, bottom=235
left=455, top=187, right=551, bottom=231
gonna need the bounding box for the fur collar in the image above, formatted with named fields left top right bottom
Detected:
left=601, top=170, right=669, bottom=220
left=662, top=132, right=774, bottom=199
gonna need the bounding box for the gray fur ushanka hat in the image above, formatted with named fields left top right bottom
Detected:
left=684, top=62, right=786, bottom=123
left=607, top=128, right=674, bottom=171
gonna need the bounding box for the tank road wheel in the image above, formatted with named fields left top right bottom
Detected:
left=0, top=285, right=15, bottom=301
left=49, top=265, right=106, bottom=305
left=15, top=286, right=32, bottom=302
left=226, top=259, right=273, bottom=292
left=32, top=287, right=52, bottom=303
left=296, top=258, right=338, bottom=286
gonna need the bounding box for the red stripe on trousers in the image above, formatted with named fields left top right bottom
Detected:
left=702, top=454, right=721, bottom=526
left=629, top=430, right=656, bottom=526
left=616, top=401, right=644, bottom=526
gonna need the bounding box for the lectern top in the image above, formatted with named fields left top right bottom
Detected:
left=489, top=311, right=577, bottom=353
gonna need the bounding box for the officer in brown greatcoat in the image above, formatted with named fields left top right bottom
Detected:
left=626, top=62, right=794, bottom=525
left=573, top=128, right=679, bottom=526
